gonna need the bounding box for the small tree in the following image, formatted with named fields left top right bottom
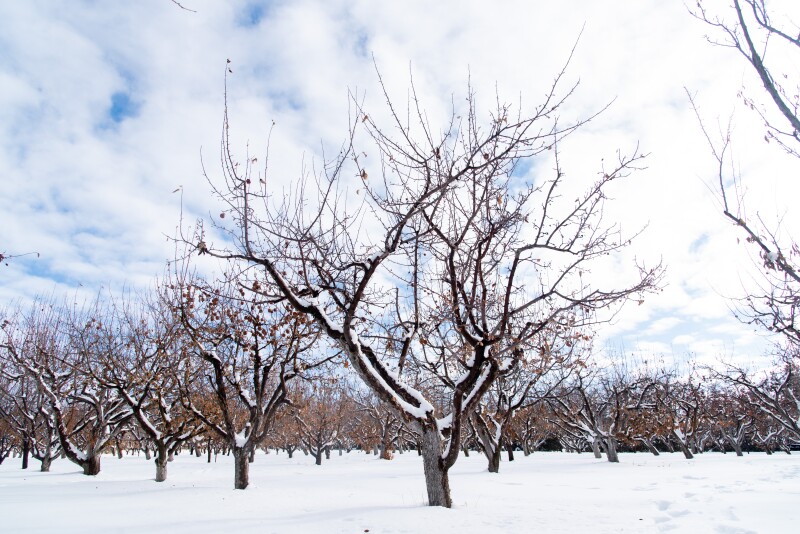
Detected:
left=2, top=298, right=132, bottom=476
left=172, top=271, right=325, bottom=489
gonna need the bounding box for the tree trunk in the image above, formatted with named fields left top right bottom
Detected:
left=40, top=454, right=52, bottom=472
left=675, top=437, right=694, bottom=460
left=420, top=427, right=452, bottom=508
left=325, top=446, right=331, bottom=460
left=506, top=442, right=515, bottom=462
left=233, top=447, right=250, bottom=489
left=640, top=438, right=660, bottom=456
left=591, top=438, right=602, bottom=459
left=83, top=454, right=101, bottom=476
left=21, top=439, right=30, bottom=470
left=249, top=448, right=255, bottom=463
left=155, top=445, right=169, bottom=482
left=314, top=448, right=323, bottom=466
left=605, top=438, right=619, bottom=463
left=487, top=446, right=501, bottom=473
left=380, top=430, right=394, bottom=460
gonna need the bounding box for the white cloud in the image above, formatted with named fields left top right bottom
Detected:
left=0, top=0, right=796, bottom=368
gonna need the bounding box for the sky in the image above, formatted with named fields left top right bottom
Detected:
left=1, top=0, right=798, bottom=370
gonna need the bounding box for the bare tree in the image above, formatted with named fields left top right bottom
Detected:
left=690, top=1, right=800, bottom=347
left=80, top=291, right=203, bottom=482
left=171, top=270, right=325, bottom=489
left=189, top=54, right=662, bottom=505
left=2, top=299, right=132, bottom=475
left=293, top=380, right=349, bottom=465
left=470, top=324, right=583, bottom=472
left=715, top=355, right=800, bottom=441
left=0, top=368, right=62, bottom=472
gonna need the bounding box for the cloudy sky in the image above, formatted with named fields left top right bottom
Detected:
left=1, top=0, right=798, bottom=368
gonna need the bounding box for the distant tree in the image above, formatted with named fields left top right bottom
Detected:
left=171, top=271, right=326, bottom=489
left=79, top=291, right=202, bottom=482
left=715, top=355, right=800, bottom=442
left=293, top=380, right=350, bottom=465
left=0, top=367, right=62, bottom=472
left=470, top=324, right=584, bottom=472
left=2, top=299, right=132, bottom=475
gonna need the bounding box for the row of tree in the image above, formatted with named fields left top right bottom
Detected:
left=2, top=287, right=798, bottom=485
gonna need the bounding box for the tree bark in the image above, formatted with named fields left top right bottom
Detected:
left=83, top=454, right=101, bottom=476
left=605, top=438, right=619, bottom=463
left=728, top=438, right=743, bottom=457
left=40, top=455, right=52, bottom=472
left=420, top=427, right=452, bottom=508
left=314, top=448, right=323, bottom=466
left=21, top=439, right=29, bottom=470
left=487, top=446, right=501, bottom=473
left=591, top=438, right=602, bottom=459
left=639, top=437, right=660, bottom=456
left=675, top=437, right=694, bottom=460
left=155, top=445, right=169, bottom=482
left=233, top=447, right=250, bottom=489
left=506, top=442, right=515, bottom=462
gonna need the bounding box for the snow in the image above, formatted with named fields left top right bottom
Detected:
left=1, top=451, right=797, bottom=533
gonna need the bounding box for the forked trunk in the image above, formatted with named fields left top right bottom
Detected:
left=420, top=427, right=452, bottom=508
left=233, top=447, right=250, bottom=489
left=155, top=445, right=169, bottom=482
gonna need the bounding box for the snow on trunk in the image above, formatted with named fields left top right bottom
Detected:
left=420, top=427, right=452, bottom=508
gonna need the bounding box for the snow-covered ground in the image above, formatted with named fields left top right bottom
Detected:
left=0, top=450, right=797, bottom=533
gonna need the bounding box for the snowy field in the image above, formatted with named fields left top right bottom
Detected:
left=0, top=451, right=797, bottom=533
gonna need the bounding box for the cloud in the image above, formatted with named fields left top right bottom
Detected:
left=0, top=0, right=795, bottom=368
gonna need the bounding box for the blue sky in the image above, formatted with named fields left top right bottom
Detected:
left=1, top=0, right=798, bottom=368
